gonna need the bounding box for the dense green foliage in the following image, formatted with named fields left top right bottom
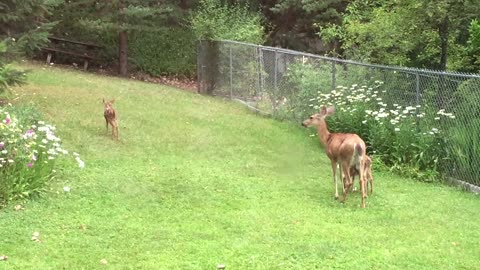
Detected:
left=129, top=28, right=197, bottom=76
left=266, top=0, right=347, bottom=52
left=319, top=0, right=480, bottom=72
left=190, top=0, right=265, bottom=44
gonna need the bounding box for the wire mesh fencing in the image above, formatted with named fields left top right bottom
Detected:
left=197, top=40, right=480, bottom=187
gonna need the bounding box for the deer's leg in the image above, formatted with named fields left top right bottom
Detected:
left=111, top=123, right=115, bottom=138
left=331, top=161, right=339, bottom=200
left=114, top=121, right=119, bottom=139
left=105, top=118, right=109, bottom=133
left=340, top=163, right=350, bottom=203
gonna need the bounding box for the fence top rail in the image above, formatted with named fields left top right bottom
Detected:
left=211, top=39, right=480, bottom=79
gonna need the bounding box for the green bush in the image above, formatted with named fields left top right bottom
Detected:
left=0, top=104, right=85, bottom=204
left=281, top=60, right=334, bottom=120
left=129, top=28, right=197, bottom=77
left=446, top=79, right=480, bottom=185
left=190, top=0, right=265, bottom=44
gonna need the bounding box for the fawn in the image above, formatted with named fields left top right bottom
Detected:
left=103, top=98, right=118, bottom=139
left=302, top=105, right=368, bottom=208
left=344, top=155, right=374, bottom=195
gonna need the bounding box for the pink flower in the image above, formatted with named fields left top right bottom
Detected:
left=27, top=162, right=33, bottom=168
left=4, top=118, right=10, bottom=124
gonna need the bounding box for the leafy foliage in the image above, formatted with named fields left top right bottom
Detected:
left=190, top=0, right=265, bottom=44
left=266, top=0, right=347, bottom=53
left=319, top=0, right=480, bottom=72
left=129, top=28, right=196, bottom=76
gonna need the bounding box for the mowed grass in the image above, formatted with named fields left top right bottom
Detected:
left=0, top=63, right=479, bottom=269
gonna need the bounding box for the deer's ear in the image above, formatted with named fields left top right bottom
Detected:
left=326, top=106, right=335, bottom=115
left=110, top=99, right=115, bottom=104
left=102, top=98, right=105, bottom=104
left=320, top=106, right=327, bottom=115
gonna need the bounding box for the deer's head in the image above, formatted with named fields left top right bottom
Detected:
left=103, top=98, right=115, bottom=111
left=302, top=105, right=335, bottom=127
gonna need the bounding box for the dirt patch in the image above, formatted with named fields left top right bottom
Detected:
left=129, top=71, right=197, bottom=92
left=0, top=98, right=9, bottom=106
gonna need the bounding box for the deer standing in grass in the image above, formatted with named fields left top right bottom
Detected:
left=103, top=99, right=118, bottom=139
left=302, top=106, right=368, bottom=208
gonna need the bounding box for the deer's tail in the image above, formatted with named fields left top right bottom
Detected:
left=352, top=143, right=364, bottom=171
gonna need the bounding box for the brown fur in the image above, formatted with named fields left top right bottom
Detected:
left=302, top=105, right=368, bottom=208
left=103, top=98, right=118, bottom=139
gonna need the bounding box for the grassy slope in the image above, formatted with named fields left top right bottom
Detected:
left=0, top=63, right=479, bottom=269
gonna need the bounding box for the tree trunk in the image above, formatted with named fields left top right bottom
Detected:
left=437, top=16, right=449, bottom=110
left=119, top=30, right=128, bottom=76
left=179, top=0, right=188, bottom=10
left=438, top=16, right=449, bottom=71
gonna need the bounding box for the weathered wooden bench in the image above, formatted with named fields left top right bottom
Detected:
left=41, top=37, right=102, bottom=70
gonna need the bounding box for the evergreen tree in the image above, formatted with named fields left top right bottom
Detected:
left=0, top=0, right=57, bottom=93
left=70, top=0, right=172, bottom=76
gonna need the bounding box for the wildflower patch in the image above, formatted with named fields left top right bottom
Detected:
left=0, top=105, right=84, bottom=204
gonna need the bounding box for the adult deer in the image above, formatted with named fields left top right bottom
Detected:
left=302, top=105, right=368, bottom=208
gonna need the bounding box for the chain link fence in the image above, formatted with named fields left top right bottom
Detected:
left=197, top=40, right=480, bottom=187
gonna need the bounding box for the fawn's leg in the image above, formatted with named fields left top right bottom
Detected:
left=340, top=163, right=351, bottom=203
left=105, top=118, right=109, bottom=133
left=359, top=163, right=366, bottom=208
left=114, top=122, right=119, bottom=139
left=368, top=170, right=373, bottom=194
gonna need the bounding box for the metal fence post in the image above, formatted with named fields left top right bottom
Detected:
left=229, top=45, right=233, bottom=99
left=416, top=72, right=421, bottom=130
left=196, top=40, right=201, bottom=93
left=274, top=49, right=279, bottom=113
left=257, top=46, right=264, bottom=95
left=332, top=61, right=337, bottom=90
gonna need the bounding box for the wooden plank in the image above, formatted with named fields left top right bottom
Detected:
left=41, top=47, right=96, bottom=59
left=46, top=52, right=52, bottom=64
left=48, top=36, right=102, bottom=48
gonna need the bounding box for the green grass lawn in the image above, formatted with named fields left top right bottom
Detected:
left=0, top=63, right=479, bottom=269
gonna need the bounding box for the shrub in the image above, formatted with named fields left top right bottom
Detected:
left=0, top=104, right=84, bottom=204
left=281, top=60, right=334, bottom=120
left=446, top=79, right=480, bottom=185
left=190, top=0, right=265, bottom=44
left=129, top=28, right=197, bottom=77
